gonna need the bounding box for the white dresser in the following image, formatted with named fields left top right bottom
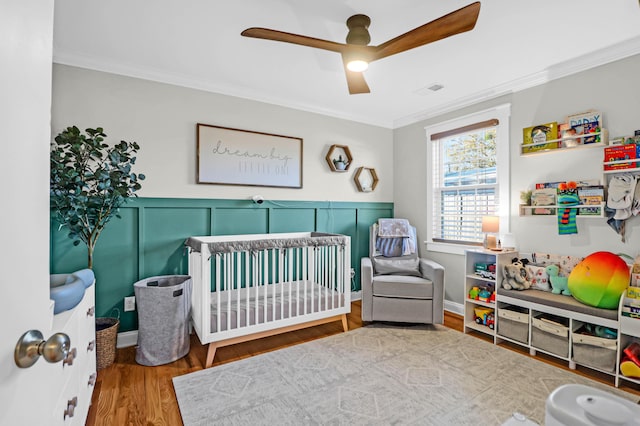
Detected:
left=49, top=285, right=97, bottom=425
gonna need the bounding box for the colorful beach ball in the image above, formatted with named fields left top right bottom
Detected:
left=568, top=251, right=630, bottom=309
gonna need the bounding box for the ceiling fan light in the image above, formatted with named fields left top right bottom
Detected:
left=347, top=59, right=368, bottom=72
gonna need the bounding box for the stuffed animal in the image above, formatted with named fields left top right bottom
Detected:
left=568, top=251, right=630, bottom=309
left=545, top=264, right=571, bottom=296
left=502, top=258, right=531, bottom=291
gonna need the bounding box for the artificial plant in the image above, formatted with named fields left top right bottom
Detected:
left=50, top=126, right=145, bottom=269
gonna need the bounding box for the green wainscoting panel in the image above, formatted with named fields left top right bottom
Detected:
left=92, top=208, right=140, bottom=330
left=142, top=207, right=211, bottom=276
left=50, top=197, right=393, bottom=333
left=212, top=208, right=267, bottom=235
left=269, top=208, right=316, bottom=233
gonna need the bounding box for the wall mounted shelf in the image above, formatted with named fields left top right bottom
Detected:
left=520, top=131, right=608, bottom=156
left=354, top=167, right=378, bottom=192
left=519, top=203, right=605, bottom=218
left=325, top=144, right=353, bottom=172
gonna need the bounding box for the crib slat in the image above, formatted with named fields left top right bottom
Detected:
left=215, top=253, right=221, bottom=334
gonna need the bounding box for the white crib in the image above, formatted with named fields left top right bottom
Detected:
left=185, top=232, right=351, bottom=367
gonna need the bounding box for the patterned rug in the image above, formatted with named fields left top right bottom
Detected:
left=173, top=324, right=637, bottom=425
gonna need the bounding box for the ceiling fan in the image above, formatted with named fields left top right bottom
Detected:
left=241, top=2, right=481, bottom=95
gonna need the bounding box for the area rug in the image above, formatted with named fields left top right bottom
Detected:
left=173, top=324, right=638, bottom=425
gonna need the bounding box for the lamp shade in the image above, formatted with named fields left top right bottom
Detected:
left=481, top=216, right=499, bottom=233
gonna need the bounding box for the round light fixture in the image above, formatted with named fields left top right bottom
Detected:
left=347, top=60, right=368, bottom=72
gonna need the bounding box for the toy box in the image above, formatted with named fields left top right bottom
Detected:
left=531, top=314, right=569, bottom=358
left=603, top=144, right=637, bottom=170
left=497, top=306, right=529, bottom=343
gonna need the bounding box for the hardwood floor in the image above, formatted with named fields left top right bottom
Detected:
left=86, top=303, right=638, bottom=425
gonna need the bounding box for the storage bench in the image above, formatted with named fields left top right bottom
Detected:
left=496, top=287, right=620, bottom=375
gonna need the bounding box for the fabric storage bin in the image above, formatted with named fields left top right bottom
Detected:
left=532, top=314, right=569, bottom=358
left=497, top=306, right=529, bottom=344
left=572, top=331, right=617, bottom=372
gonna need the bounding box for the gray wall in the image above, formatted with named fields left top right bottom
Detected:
left=52, top=65, right=394, bottom=203
left=394, top=54, right=640, bottom=309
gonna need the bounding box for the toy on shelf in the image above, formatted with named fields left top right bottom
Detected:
left=620, top=342, right=640, bottom=379
left=474, top=262, right=496, bottom=280
left=568, top=251, right=630, bottom=309
left=546, top=264, right=571, bottom=296
left=474, top=306, right=495, bottom=329
left=502, top=258, right=531, bottom=291
left=468, top=286, right=480, bottom=300
left=478, top=288, right=492, bottom=303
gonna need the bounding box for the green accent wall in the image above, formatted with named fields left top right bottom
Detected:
left=50, top=197, right=393, bottom=333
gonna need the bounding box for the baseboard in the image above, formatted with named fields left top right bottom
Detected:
left=117, top=330, right=138, bottom=348
left=444, top=300, right=463, bottom=316
left=351, top=290, right=362, bottom=301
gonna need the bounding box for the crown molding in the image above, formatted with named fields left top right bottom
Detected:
left=54, top=34, right=640, bottom=131
left=392, top=35, right=640, bottom=129
left=52, top=51, right=393, bottom=129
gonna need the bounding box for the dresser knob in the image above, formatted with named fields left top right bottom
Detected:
left=63, top=347, right=77, bottom=367
left=63, top=396, right=77, bottom=419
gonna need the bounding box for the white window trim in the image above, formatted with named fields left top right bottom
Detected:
left=425, top=103, right=511, bottom=255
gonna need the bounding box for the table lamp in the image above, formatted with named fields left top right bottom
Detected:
left=482, top=215, right=500, bottom=249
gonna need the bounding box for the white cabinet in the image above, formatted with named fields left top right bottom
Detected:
left=463, top=249, right=517, bottom=341
left=49, top=285, right=97, bottom=425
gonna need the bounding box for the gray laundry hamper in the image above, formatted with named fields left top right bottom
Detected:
left=134, top=275, right=192, bottom=366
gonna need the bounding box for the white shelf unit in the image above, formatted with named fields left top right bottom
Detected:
left=463, top=249, right=517, bottom=341
left=618, top=313, right=640, bottom=387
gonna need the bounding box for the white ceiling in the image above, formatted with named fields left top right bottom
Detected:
left=53, top=1, right=640, bottom=129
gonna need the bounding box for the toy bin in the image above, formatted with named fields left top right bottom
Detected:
left=572, top=325, right=617, bottom=372
left=497, top=305, right=529, bottom=344
left=531, top=313, right=569, bottom=358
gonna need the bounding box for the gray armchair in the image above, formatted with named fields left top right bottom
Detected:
left=361, top=224, right=445, bottom=324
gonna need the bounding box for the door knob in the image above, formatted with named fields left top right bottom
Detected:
left=14, top=330, right=71, bottom=368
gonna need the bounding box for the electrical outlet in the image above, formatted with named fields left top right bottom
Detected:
left=124, top=296, right=136, bottom=312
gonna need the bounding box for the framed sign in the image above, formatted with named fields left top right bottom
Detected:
left=197, top=124, right=303, bottom=188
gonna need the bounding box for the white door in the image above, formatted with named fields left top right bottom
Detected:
left=0, top=0, right=58, bottom=423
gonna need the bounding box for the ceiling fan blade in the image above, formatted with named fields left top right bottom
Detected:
left=371, top=2, right=481, bottom=61
left=241, top=27, right=347, bottom=53
left=341, top=55, right=370, bottom=94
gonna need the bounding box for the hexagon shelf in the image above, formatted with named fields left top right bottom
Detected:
left=325, top=144, right=353, bottom=172
left=354, top=167, right=378, bottom=192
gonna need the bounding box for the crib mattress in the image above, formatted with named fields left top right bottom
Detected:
left=209, top=280, right=345, bottom=332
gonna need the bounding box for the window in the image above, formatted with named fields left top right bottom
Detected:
left=426, top=105, right=510, bottom=255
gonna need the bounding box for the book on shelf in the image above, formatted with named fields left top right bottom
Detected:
left=627, top=287, right=640, bottom=300
left=622, top=306, right=640, bottom=315
left=559, top=122, right=581, bottom=148
left=622, top=312, right=640, bottom=319
left=522, top=122, right=559, bottom=153
left=566, top=110, right=602, bottom=145
left=604, top=144, right=638, bottom=170
left=531, top=188, right=556, bottom=215
left=577, top=185, right=604, bottom=215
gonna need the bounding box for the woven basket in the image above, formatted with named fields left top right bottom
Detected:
left=96, top=316, right=119, bottom=370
